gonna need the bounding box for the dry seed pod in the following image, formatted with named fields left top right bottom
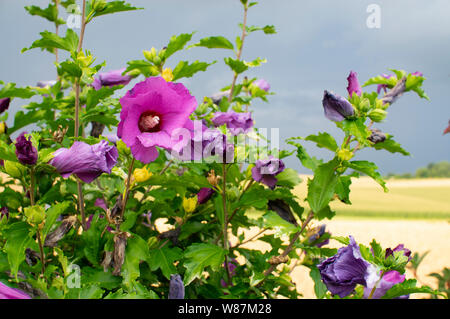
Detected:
left=44, top=216, right=77, bottom=247
left=268, top=255, right=289, bottom=265
left=112, top=232, right=130, bottom=276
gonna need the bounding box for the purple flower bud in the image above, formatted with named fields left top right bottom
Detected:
left=251, top=156, right=285, bottom=189
left=308, top=224, right=330, bottom=247
left=0, top=206, right=9, bottom=220
left=385, top=244, right=412, bottom=262
left=210, top=90, right=231, bottom=105
left=211, top=111, right=254, bottom=136
left=197, top=187, right=214, bottom=204
left=0, top=281, right=31, bottom=299
left=92, top=68, right=132, bottom=91
left=317, top=236, right=370, bottom=297
left=322, top=90, right=355, bottom=122
left=168, top=274, right=185, bottom=299
left=0, top=98, right=11, bottom=113
left=346, top=71, right=362, bottom=97
left=220, top=259, right=238, bottom=288
left=253, top=79, right=270, bottom=92
left=50, top=140, right=118, bottom=183
left=411, top=71, right=423, bottom=77
left=94, top=198, right=108, bottom=211
left=377, top=74, right=393, bottom=94
left=36, top=80, right=57, bottom=88
left=15, top=132, right=38, bottom=165
left=268, top=199, right=298, bottom=226
left=363, top=269, right=405, bottom=299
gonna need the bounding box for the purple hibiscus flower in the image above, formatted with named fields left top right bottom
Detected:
left=0, top=98, right=11, bottom=113
left=15, top=132, right=38, bottom=165
left=50, top=140, right=118, bottom=183
left=211, top=111, right=253, bottom=136
left=322, top=90, right=355, bottom=122
left=197, top=188, right=214, bottom=204
left=168, top=274, right=185, bottom=299
left=411, top=71, right=423, bottom=77
left=92, top=68, right=132, bottom=91
left=118, top=77, right=197, bottom=163
left=251, top=156, right=285, bottom=189
left=0, top=206, right=9, bottom=221
left=346, top=71, right=362, bottom=97
left=0, top=281, right=31, bottom=299
left=317, top=236, right=371, bottom=298
left=363, top=269, right=406, bottom=299
left=253, top=79, right=270, bottom=92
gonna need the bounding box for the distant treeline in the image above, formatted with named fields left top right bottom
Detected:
left=386, top=161, right=450, bottom=179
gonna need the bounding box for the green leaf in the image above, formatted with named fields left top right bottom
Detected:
left=224, top=57, right=248, bottom=74
left=346, top=160, right=387, bottom=192
left=310, top=267, right=327, bottom=299
left=276, top=168, right=302, bottom=188
left=372, top=135, right=410, bottom=156
left=244, top=24, right=277, bottom=34
left=122, top=234, right=149, bottom=289
left=164, top=32, right=195, bottom=59
left=25, top=4, right=65, bottom=25
left=306, top=159, right=339, bottom=214
left=125, top=59, right=156, bottom=77
left=315, top=205, right=335, bottom=220
left=0, top=140, right=18, bottom=162
left=340, top=118, right=371, bottom=146
left=22, top=29, right=79, bottom=53
left=81, top=267, right=122, bottom=290
left=191, top=36, right=234, bottom=50
left=183, top=243, right=226, bottom=285
left=331, top=236, right=350, bottom=245
left=9, top=109, right=53, bottom=134
left=263, top=210, right=297, bottom=234
left=305, top=132, right=339, bottom=152
left=58, top=60, right=83, bottom=78
left=91, top=1, right=143, bottom=18
left=172, top=60, right=216, bottom=81
left=335, top=175, right=353, bottom=204
left=244, top=57, right=267, bottom=68
left=362, top=74, right=397, bottom=88
left=42, top=202, right=71, bottom=238
left=85, top=86, right=118, bottom=110
left=287, top=139, right=323, bottom=172
left=382, top=279, right=444, bottom=299
left=0, top=83, right=35, bottom=99
left=237, top=185, right=268, bottom=209
left=4, top=222, right=34, bottom=280
left=147, top=246, right=182, bottom=280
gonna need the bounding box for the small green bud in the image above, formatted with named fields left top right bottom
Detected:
left=368, top=109, right=388, bottom=122
left=143, top=50, right=154, bottom=62
left=147, top=237, right=159, bottom=249
left=153, top=56, right=162, bottom=66
left=359, top=98, right=371, bottom=112
left=117, top=140, right=131, bottom=156
left=337, top=148, right=354, bottom=161
left=92, top=0, right=107, bottom=11
left=24, top=205, right=46, bottom=225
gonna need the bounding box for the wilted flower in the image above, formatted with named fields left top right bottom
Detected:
left=210, top=90, right=231, bottom=105
left=267, top=199, right=298, bottom=226
left=211, top=111, right=254, bottom=136
left=317, top=236, right=370, bottom=297
left=15, top=132, right=38, bottom=165
left=0, top=282, right=31, bottom=299
left=443, top=120, right=450, bottom=135
left=0, top=98, right=11, bottom=113
left=92, top=68, right=132, bottom=90
left=322, top=90, right=355, bottom=122
left=346, top=71, right=362, bottom=97
left=368, top=128, right=386, bottom=144
left=50, top=140, right=118, bottom=183
left=118, top=77, right=197, bottom=163
left=197, top=187, right=214, bottom=204
left=253, top=79, right=270, bottom=92
left=168, top=274, right=185, bottom=299
left=0, top=206, right=9, bottom=221
left=377, top=74, right=393, bottom=94
left=251, top=156, right=285, bottom=189
left=363, top=269, right=405, bottom=299
left=307, top=224, right=330, bottom=248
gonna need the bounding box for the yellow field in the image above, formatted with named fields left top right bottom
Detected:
left=293, top=176, right=450, bottom=220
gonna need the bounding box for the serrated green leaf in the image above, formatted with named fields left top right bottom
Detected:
left=346, top=160, right=387, bottom=192
left=224, top=57, right=248, bottom=74
left=183, top=243, right=226, bottom=285
left=310, top=266, right=327, bottom=299
left=0, top=83, right=36, bottom=99
left=372, top=135, right=410, bottom=156
left=4, top=222, right=34, bottom=281
left=382, top=279, right=444, bottom=299
left=191, top=36, right=234, bottom=50
left=276, top=168, right=302, bottom=188
left=306, top=159, right=339, bottom=214
left=25, top=4, right=65, bottom=25
left=147, top=246, right=182, bottom=280
left=23, top=28, right=79, bottom=53
left=305, top=132, right=339, bottom=152
left=164, top=32, right=194, bottom=59
left=42, top=201, right=71, bottom=238
left=122, top=234, right=149, bottom=289
left=91, top=1, right=142, bottom=18
left=172, top=60, right=216, bottom=81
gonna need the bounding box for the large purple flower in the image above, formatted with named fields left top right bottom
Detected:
left=0, top=281, right=31, bottom=299
left=92, top=68, right=132, bottom=90
left=197, top=188, right=214, bottom=204
left=346, top=71, right=362, bottom=97
left=211, top=111, right=253, bottom=136
left=363, top=269, right=405, bottom=299
left=251, top=156, right=285, bottom=189
left=118, top=77, right=197, bottom=163
left=317, top=236, right=370, bottom=298
left=15, top=132, right=38, bottom=165
left=0, top=98, right=11, bottom=113
left=322, top=90, right=355, bottom=122
left=50, top=140, right=118, bottom=183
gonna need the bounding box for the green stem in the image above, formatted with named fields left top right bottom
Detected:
left=30, top=168, right=46, bottom=276
left=120, top=158, right=135, bottom=219
left=368, top=270, right=386, bottom=299
left=222, top=162, right=232, bottom=285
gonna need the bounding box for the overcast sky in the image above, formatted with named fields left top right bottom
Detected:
left=1, top=0, right=449, bottom=174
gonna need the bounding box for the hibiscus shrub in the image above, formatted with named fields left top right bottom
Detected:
left=0, top=0, right=445, bottom=299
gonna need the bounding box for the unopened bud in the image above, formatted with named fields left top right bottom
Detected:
left=133, top=167, right=152, bottom=183
left=207, top=170, right=219, bottom=187
left=182, top=196, right=197, bottom=214
left=368, top=109, right=387, bottom=122
left=0, top=122, right=6, bottom=134
left=24, top=205, right=46, bottom=225
left=368, top=128, right=386, bottom=144
left=337, top=148, right=354, bottom=161
left=147, top=236, right=159, bottom=249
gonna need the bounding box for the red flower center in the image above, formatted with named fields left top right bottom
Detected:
left=138, top=111, right=162, bottom=133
